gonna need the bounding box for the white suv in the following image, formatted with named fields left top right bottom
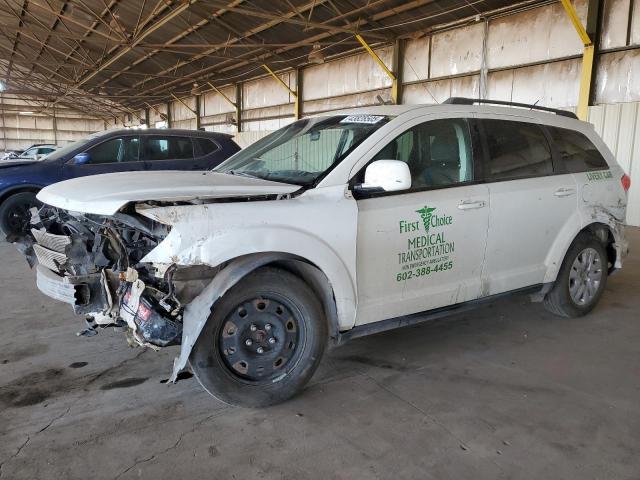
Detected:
left=22, top=98, right=629, bottom=407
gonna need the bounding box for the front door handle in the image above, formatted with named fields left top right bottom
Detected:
left=554, top=187, right=576, bottom=197
left=458, top=200, right=486, bottom=210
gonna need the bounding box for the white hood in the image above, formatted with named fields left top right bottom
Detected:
left=37, top=170, right=301, bottom=216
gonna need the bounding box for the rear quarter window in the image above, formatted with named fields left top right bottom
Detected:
left=193, top=137, right=220, bottom=157
left=547, top=126, right=608, bottom=173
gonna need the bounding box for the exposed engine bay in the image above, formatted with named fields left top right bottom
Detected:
left=17, top=205, right=200, bottom=348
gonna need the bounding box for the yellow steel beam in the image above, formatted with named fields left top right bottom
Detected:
left=355, top=34, right=398, bottom=103
left=560, top=0, right=592, bottom=45
left=560, top=0, right=593, bottom=120
left=207, top=82, right=237, bottom=108
left=262, top=64, right=297, bottom=98
left=170, top=93, right=197, bottom=116
left=262, top=64, right=301, bottom=119
left=577, top=45, right=595, bottom=120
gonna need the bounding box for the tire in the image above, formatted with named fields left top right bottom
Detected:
left=0, top=192, right=40, bottom=237
left=190, top=267, right=327, bottom=407
left=543, top=232, right=608, bottom=318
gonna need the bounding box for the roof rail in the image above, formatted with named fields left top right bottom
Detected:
left=443, top=97, right=578, bottom=119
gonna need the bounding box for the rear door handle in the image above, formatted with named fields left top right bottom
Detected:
left=554, top=187, right=576, bottom=197
left=458, top=200, right=486, bottom=210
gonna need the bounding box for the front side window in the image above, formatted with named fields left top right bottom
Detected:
left=216, top=115, right=392, bottom=186
left=371, top=118, right=474, bottom=189
left=87, top=136, right=139, bottom=164
left=142, top=136, right=194, bottom=161
left=547, top=126, right=608, bottom=172
left=482, top=119, right=553, bottom=181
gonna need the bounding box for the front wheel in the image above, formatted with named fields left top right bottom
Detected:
left=0, top=192, right=40, bottom=237
left=544, top=232, right=608, bottom=318
left=190, top=267, right=327, bottom=407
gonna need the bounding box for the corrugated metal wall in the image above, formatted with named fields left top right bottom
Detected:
left=588, top=102, right=640, bottom=225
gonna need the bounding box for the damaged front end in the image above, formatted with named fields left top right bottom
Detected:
left=19, top=205, right=185, bottom=348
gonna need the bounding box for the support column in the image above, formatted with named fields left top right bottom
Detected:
left=166, top=102, right=172, bottom=128
left=144, top=107, right=150, bottom=128
left=295, top=68, right=303, bottom=119
left=195, top=94, right=202, bottom=130
left=52, top=107, right=58, bottom=144
left=235, top=83, right=242, bottom=133
left=561, top=0, right=601, bottom=120
left=391, top=38, right=404, bottom=104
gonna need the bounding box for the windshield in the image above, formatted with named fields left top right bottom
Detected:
left=215, top=114, right=391, bottom=185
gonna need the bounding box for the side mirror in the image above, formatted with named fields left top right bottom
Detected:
left=33, top=154, right=41, bottom=161
left=355, top=160, right=412, bottom=193
left=72, top=152, right=90, bottom=165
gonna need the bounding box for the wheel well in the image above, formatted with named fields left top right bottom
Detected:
left=0, top=186, right=41, bottom=206
left=268, top=259, right=341, bottom=343
left=581, top=222, right=617, bottom=269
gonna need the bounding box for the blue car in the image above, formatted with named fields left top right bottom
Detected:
left=0, top=129, right=241, bottom=236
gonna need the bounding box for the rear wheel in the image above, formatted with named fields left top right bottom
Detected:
left=544, top=232, right=608, bottom=317
left=0, top=192, right=39, bottom=237
left=190, top=267, right=327, bottom=407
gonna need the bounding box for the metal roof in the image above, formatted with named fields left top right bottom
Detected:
left=0, top=0, right=546, bottom=119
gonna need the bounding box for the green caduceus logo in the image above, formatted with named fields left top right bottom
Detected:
left=416, top=206, right=436, bottom=233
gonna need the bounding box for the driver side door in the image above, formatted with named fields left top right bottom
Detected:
left=354, top=115, right=490, bottom=326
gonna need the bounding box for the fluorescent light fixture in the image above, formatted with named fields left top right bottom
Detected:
left=19, top=111, right=35, bottom=115
left=0, top=80, right=5, bottom=92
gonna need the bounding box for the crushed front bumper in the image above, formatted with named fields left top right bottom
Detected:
left=35, top=264, right=111, bottom=315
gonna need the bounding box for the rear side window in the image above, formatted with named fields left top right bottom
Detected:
left=193, top=138, right=220, bottom=157
left=142, top=136, right=194, bottom=161
left=547, top=127, right=608, bottom=172
left=482, top=119, right=553, bottom=181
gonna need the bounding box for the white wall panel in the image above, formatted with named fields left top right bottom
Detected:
left=403, top=36, right=430, bottom=82
left=595, top=50, right=640, bottom=103
left=170, top=97, right=196, bottom=122
left=303, top=48, right=393, bottom=101
left=601, top=0, right=630, bottom=49
left=303, top=88, right=391, bottom=114
left=587, top=102, right=640, bottom=225
left=632, top=0, right=640, bottom=45
left=430, top=23, right=483, bottom=77
left=202, top=86, right=235, bottom=116
left=243, top=72, right=296, bottom=109
left=511, top=59, right=581, bottom=107
left=487, top=1, right=585, bottom=69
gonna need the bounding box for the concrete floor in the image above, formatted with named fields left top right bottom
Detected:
left=0, top=230, right=639, bottom=480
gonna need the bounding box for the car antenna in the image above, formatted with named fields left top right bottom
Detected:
left=530, top=99, right=541, bottom=110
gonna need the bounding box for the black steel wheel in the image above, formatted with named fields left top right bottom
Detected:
left=219, top=296, right=303, bottom=383
left=190, top=267, right=327, bottom=407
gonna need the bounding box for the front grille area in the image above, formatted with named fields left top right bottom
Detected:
left=33, top=243, right=68, bottom=273
left=31, top=228, right=71, bottom=253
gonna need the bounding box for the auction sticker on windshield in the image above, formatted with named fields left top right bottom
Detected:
left=340, top=115, right=385, bottom=124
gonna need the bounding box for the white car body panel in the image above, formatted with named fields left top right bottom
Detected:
left=139, top=185, right=359, bottom=330
left=355, top=184, right=490, bottom=325
left=37, top=171, right=300, bottom=216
